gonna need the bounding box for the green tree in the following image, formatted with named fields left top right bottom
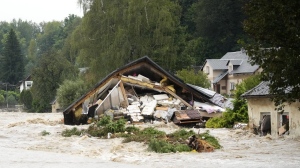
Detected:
left=36, top=21, right=64, bottom=56
left=77, top=0, right=92, bottom=14
left=0, top=94, right=5, bottom=105
left=175, top=68, right=210, bottom=88
left=20, top=89, right=33, bottom=110
left=76, top=0, right=187, bottom=83
left=10, top=19, right=40, bottom=56
left=0, top=21, right=11, bottom=56
left=25, top=39, right=38, bottom=76
left=31, top=50, right=72, bottom=112
left=181, top=0, right=247, bottom=64
left=56, top=79, right=89, bottom=109
left=60, top=15, right=82, bottom=65
left=0, top=20, right=40, bottom=78
left=243, top=0, right=300, bottom=107
left=0, top=29, right=24, bottom=84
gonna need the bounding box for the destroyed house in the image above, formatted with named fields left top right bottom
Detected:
left=63, top=56, right=225, bottom=125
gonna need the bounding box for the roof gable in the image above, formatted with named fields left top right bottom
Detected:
left=221, top=51, right=249, bottom=60
left=228, top=60, right=243, bottom=66
left=221, top=51, right=259, bottom=74
left=231, top=61, right=259, bottom=74
left=206, top=59, right=228, bottom=70
left=63, top=56, right=213, bottom=115
left=242, top=81, right=270, bottom=98
left=204, top=50, right=259, bottom=73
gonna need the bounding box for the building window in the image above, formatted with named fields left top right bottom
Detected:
left=230, top=82, right=235, bottom=90
left=25, top=81, right=33, bottom=90
left=206, top=66, right=210, bottom=74
left=26, top=82, right=32, bottom=87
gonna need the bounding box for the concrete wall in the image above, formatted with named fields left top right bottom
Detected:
left=203, top=62, right=225, bottom=90
left=204, top=63, right=215, bottom=90
left=218, top=79, right=227, bottom=95
left=52, top=101, right=61, bottom=113
left=247, top=97, right=300, bottom=137
left=227, top=74, right=250, bottom=94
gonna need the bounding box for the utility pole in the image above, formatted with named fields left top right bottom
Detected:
left=6, top=83, right=8, bottom=109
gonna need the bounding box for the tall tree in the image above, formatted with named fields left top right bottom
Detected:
left=76, top=0, right=186, bottom=83
left=243, top=0, right=300, bottom=107
left=0, top=21, right=11, bottom=56
left=182, top=0, right=247, bottom=64
left=60, top=15, right=82, bottom=65
left=176, top=68, right=210, bottom=88
left=0, top=29, right=24, bottom=84
left=36, top=21, right=64, bottom=57
left=31, top=50, right=73, bottom=112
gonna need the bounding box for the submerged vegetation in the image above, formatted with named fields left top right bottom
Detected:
left=61, top=116, right=221, bottom=153
left=40, top=130, right=50, bottom=136
left=61, top=127, right=84, bottom=137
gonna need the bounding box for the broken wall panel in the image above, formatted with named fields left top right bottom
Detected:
left=95, top=80, right=125, bottom=116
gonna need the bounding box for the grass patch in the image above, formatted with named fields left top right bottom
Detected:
left=86, top=116, right=126, bottom=138
left=167, top=129, right=195, bottom=142
left=199, top=130, right=222, bottom=149
left=149, top=138, right=191, bottom=153
left=121, top=127, right=166, bottom=143
left=61, top=127, right=84, bottom=137
left=61, top=116, right=221, bottom=153
left=41, top=130, right=50, bottom=136
left=120, top=128, right=221, bottom=153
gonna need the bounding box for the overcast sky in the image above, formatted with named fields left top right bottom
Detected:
left=0, top=0, right=83, bottom=23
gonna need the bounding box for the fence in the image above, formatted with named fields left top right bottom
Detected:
left=0, top=104, right=24, bottom=112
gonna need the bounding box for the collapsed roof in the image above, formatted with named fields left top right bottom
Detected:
left=63, top=56, right=224, bottom=125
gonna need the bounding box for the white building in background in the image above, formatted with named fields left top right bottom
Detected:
left=201, top=50, right=262, bottom=95
left=19, top=75, right=33, bottom=93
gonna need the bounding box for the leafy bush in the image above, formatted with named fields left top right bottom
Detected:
left=97, top=115, right=111, bottom=127
left=125, top=126, right=140, bottom=134
left=148, top=139, right=191, bottom=153
left=0, top=94, right=5, bottom=105
left=105, top=118, right=126, bottom=133
left=7, top=95, right=17, bottom=104
left=167, top=129, right=195, bottom=140
left=86, top=116, right=126, bottom=137
left=0, top=90, right=20, bottom=106
left=56, top=79, right=89, bottom=109
left=61, top=127, right=84, bottom=137
left=87, top=125, right=106, bottom=137
left=8, top=91, right=20, bottom=103
left=121, top=128, right=221, bottom=153
left=122, top=127, right=166, bottom=143
left=199, top=130, right=222, bottom=149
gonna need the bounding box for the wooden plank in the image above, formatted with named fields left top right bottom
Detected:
left=199, top=111, right=222, bottom=118
left=119, top=81, right=129, bottom=107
